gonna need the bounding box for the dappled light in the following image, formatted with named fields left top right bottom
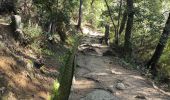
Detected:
left=129, top=75, right=145, bottom=80
left=73, top=79, right=97, bottom=90
left=110, top=69, right=123, bottom=75
left=0, top=0, right=170, bottom=100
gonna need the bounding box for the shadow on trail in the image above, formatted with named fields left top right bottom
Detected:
left=69, top=27, right=170, bottom=100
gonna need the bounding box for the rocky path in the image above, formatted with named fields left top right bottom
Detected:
left=69, top=28, right=170, bottom=100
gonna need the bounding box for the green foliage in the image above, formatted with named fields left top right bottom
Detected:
left=53, top=35, right=80, bottom=100
left=33, top=0, right=73, bottom=38
left=42, top=49, right=55, bottom=56
left=17, top=0, right=170, bottom=93
left=82, top=0, right=105, bottom=28
left=58, top=35, right=81, bottom=80
left=51, top=80, right=60, bottom=100
left=66, top=34, right=80, bottom=46
left=98, top=0, right=170, bottom=81
left=131, top=0, right=165, bottom=61
left=23, top=26, right=42, bottom=38
left=53, top=80, right=60, bottom=94
left=158, top=40, right=170, bottom=78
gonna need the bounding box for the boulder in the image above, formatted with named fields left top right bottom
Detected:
left=116, top=83, right=126, bottom=90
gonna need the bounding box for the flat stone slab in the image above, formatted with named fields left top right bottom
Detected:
left=80, top=90, right=119, bottom=100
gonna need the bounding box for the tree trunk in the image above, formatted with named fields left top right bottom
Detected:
left=77, top=0, right=83, bottom=29
left=117, top=0, right=123, bottom=30
left=55, top=37, right=80, bottom=100
left=104, top=24, right=110, bottom=45
left=147, top=13, right=170, bottom=76
left=115, top=30, right=119, bottom=45
left=119, top=10, right=128, bottom=35
left=104, top=0, right=117, bottom=32
left=115, top=0, right=123, bottom=45
left=104, top=0, right=118, bottom=45
left=124, top=0, right=134, bottom=56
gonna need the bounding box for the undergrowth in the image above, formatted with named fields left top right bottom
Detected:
left=23, top=25, right=42, bottom=38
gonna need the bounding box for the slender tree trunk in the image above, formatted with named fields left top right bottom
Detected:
left=119, top=10, right=128, bottom=35
left=124, top=0, right=134, bottom=56
left=115, top=0, right=123, bottom=45
left=147, top=13, right=170, bottom=76
left=115, top=30, right=119, bottom=45
left=104, top=24, right=110, bottom=45
left=117, top=0, right=123, bottom=29
left=104, top=0, right=118, bottom=46
left=77, top=0, right=83, bottom=29
left=104, top=0, right=117, bottom=32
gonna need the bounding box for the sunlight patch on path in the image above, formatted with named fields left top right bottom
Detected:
left=82, top=27, right=103, bottom=36
left=69, top=27, right=170, bottom=100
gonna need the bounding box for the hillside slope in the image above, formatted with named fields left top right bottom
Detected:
left=0, top=24, right=59, bottom=100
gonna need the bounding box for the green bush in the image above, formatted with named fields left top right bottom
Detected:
left=23, top=26, right=42, bottom=38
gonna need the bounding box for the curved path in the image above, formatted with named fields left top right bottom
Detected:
left=69, top=27, right=170, bottom=100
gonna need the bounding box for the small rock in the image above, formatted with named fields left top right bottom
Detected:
left=0, top=87, right=5, bottom=94
left=0, top=35, right=3, bottom=39
left=116, top=83, right=125, bottom=90
left=107, top=87, right=116, bottom=94
left=135, top=95, right=147, bottom=99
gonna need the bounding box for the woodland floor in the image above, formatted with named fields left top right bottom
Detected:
left=69, top=27, right=170, bottom=100
left=0, top=23, right=170, bottom=100
left=0, top=23, right=61, bottom=100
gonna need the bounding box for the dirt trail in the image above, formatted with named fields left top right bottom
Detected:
left=69, top=27, right=170, bottom=100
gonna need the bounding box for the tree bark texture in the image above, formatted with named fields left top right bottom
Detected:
left=104, top=24, right=110, bottom=45
left=147, top=13, right=170, bottom=76
left=77, top=0, right=83, bottom=29
left=119, top=10, right=128, bottom=35
left=124, top=0, right=134, bottom=56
